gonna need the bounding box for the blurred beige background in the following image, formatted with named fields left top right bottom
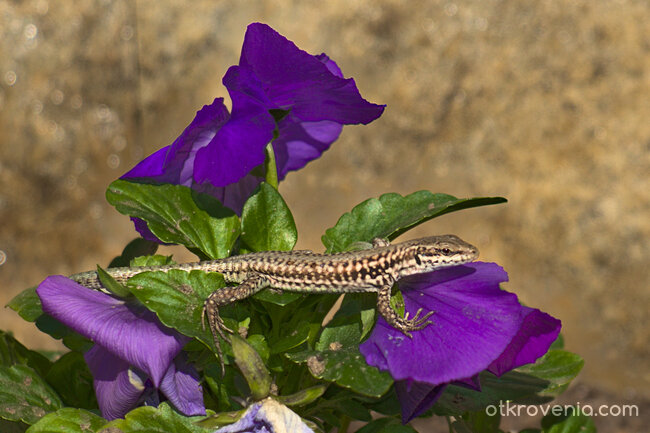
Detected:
left=1, top=1, right=648, bottom=431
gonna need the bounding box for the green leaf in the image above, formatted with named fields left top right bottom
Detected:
left=332, top=293, right=377, bottom=341
left=241, top=182, right=297, bottom=252
left=130, top=254, right=174, bottom=267
left=126, top=270, right=227, bottom=351
left=454, top=410, right=501, bottom=433
left=44, top=352, right=96, bottom=410
left=333, top=398, right=372, bottom=422
left=270, top=321, right=311, bottom=354
left=33, top=315, right=92, bottom=355
left=0, top=365, right=63, bottom=425
left=286, top=346, right=392, bottom=398
left=106, top=179, right=240, bottom=259
left=108, top=237, right=159, bottom=268
left=26, top=408, right=106, bottom=433
left=0, top=331, right=52, bottom=377
left=322, top=191, right=506, bottom=253
left=354, top=417, right=418, bottom=433
left=230, top=335, right=272, bottom=400
left=316, top=320, right=363, bottom=351
left=0, top=419, right=28, bottom=433
left=276, top=385, right=327, bottom=407
left=101, top=402, right=205, bottom=433
left=7, top=287, right=42, bottom=322
left=433, top=371, right=550, bottom=416
left=363, top=390, right=401, bottom=417
left=34, top=315, right=72, bottom=341
left=245, top=334, right=270, bottom=363
left=194, top=409, right=246, bottom=429
left=286, top=303, right=392, bottom=397
left=516, top=350, right=584, bottom=398
left=541, top=407, right=596, bottom=433
left=253, top=290, right=302, bottom=306
left=96, top=265, right=132, bottom=299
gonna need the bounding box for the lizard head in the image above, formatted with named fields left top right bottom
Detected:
left=400, top=234, right=479, bottom=276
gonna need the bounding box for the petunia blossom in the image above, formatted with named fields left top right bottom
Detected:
left=36, top=275, right=205, bottom=420
left=195, top=22, right=385, bottom=187
left=359, top=262, right=561, bottom=422
left=214, top=398, right=314, bottom=433
left=121, top=23, right=384, bottom=241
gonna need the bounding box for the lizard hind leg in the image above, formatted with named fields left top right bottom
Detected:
left=376, top=283, right=434, bottom=337
left=202, top=275, right=270, bottom=373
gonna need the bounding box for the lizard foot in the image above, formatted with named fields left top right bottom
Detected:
left=394, top=308, right=434, bottom=338
left=202, top=295, right=234, bottom=374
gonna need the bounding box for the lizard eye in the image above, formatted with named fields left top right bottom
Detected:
left=441, top=248, right=452, bottom=255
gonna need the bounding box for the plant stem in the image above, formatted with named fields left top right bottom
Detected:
left=338, top=415, right=351, bottom=433
left=264, top=142, right=279, bottom=189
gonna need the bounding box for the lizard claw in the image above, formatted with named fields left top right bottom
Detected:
left=397, top=308, right=434, bottom=336
left=202, top=296, right=234, bottom=375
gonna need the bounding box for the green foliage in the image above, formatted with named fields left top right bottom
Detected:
left=106, top=180, right=240, bottom=259
left=287, top=318, right=393, bottom=397
left=0, top=331, right=51, bottom=378
left=7, top=287, right=42, bottom=323
left=433, top=349, right=583, bottom=417
left=451, top=411, right=502, bottom=433
left=433, top=371, right=551, bottom=416
left=355, top=417, right=418, bottom=433
left=26, top=408, right=106, bottom=433
left=0, top=365, right=62, bottom=425
left=96, top=265, right=132, bottom=298
left=108, top=237, right=159, bottom=268
left=541, top=407, right=596, bottom=433
left=44, top=352, right=96, bottom=410
left=322, top=191, right=506, bottom=253
left=230, top=335, right=273, bottom=400
left=102, top=403, right=206, bottom=433
left=126, top=269, right=227, bottom=352
left=516, top=350, right=584, bottom=398
left=6, top=150, right=586, bottom=433
left=241, top=182, right=297, bottom=252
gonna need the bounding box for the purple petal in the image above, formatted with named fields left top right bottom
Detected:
left=488, top=307, right=561, bottom=376
left=129, top=217, right=166, bottom=243
left=239, top=23, right=385, bottom=124
left=455, top=375, right=482, bottom=391
left=159, top=354, right=205, bottom=416
left=193, top=67, right=276, bottom=187
left=84, top=345, right=146, bottom=420
left=122, top=98, right=230, bottom=185
left=316, top=53, right=344, bottom=78
left=192, top=172, right=264, bottom=214
left=122, top=146, right=170, bottom=179
left=198, top=23, right=384, bottom=187
left=121, top=98, right=256, bottom=238
left=214, top=398, right=314, bottom=433
left=394, top=380, right=447, bottom=423
left=273, top=117, right=342, bottom=179
left=37, top=276, right=188, bottom=386
left=360, top=263, right=524, bottom=385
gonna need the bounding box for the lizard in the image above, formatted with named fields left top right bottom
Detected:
left=70, top=234, right=479, bottom=367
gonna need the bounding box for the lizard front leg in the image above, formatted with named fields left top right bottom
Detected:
left=202, top=274, right=270, bottom=372
left=376, top=283, right=434, bottom=337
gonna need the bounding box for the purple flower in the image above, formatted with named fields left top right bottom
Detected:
left=359, top=262, right=561, bottom=422
left=214, top=398, right=314, bottom=433
left=122, top=23, right=384, bottom=241
left=36, top=275, right=205, bottom=420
